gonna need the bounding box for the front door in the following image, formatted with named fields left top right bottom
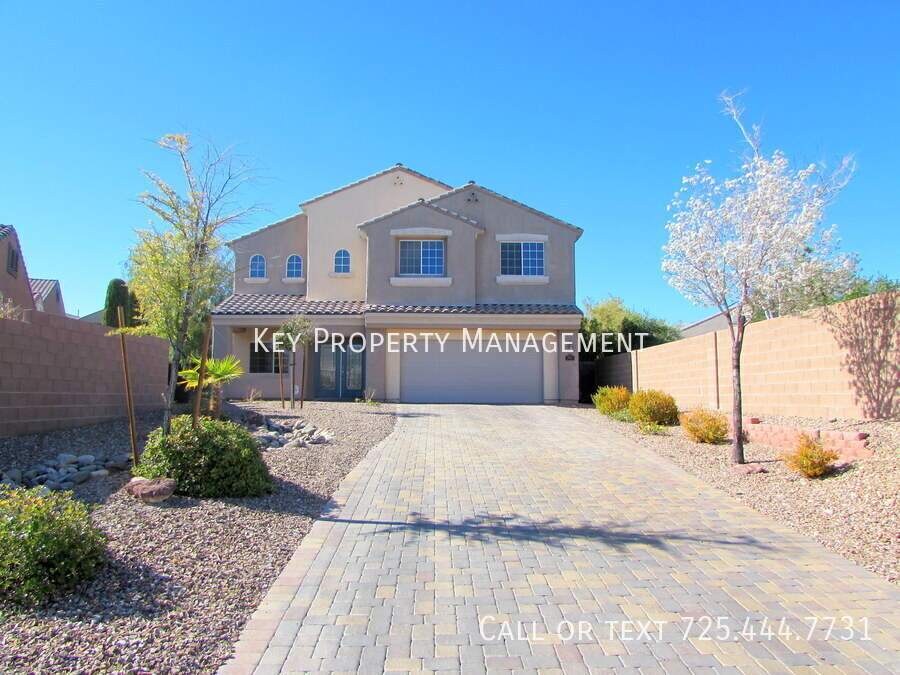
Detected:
left=315, top=341, right=365, bottom=399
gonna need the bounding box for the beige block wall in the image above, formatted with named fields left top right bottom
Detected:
left=631, top=294, right=899, bottom=420
left=0, top=311, right=168, bottom=438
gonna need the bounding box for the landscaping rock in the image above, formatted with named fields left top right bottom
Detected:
left=733, top=464, right=768, bottom=475
left=91, top=469, right=110, bottom=479
left=69, top=470, right=93, bottom=485
left=57, top=453, right=78, bottom=467
left=76, top=454, right=96, bottom=465
left=106, top=459, right=132, bottom=471
left=125, top=477, right=176, bottom=503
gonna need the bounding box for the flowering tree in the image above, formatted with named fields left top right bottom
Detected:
left=663, top=92, right=856, bottom=463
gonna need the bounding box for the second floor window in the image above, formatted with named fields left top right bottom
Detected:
left=500, top=241, right=544, bottom=276
left=249, top=254, right=266, bottom=278
left=286, top=254, right=303, bottom=278
left=334, top=249, right=350, bottom=274
left=399, top=240, right=444, bottom=276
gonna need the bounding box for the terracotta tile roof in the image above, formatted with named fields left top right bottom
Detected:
left=364, top=303, right=582, bottom=315
left=213, top=294, right=365, bottom=316
left=212, top=294, right=581, bottom=317
left=29, top=278, right=59, bottom=301
left=0, top=224, right=13, bottom=242
left=300, top=165, right=452, bottom=207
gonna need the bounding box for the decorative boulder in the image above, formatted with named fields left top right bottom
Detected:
left=126, top=477, right=176, bottom=503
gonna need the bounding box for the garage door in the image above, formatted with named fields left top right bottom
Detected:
left=400, top=341, right=543, bottom=403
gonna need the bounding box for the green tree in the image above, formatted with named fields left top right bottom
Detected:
left=580, top=296, right=680, bottom=359
left=180, top=354, right=244, bottom=419
left=279, top=315, right=316, bottom=408
left=102, top=279, right=130, bottom=327
left=127, top=133, right=257, bottom=431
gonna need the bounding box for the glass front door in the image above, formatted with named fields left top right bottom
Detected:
left=315, top=341, right=365, bottom=399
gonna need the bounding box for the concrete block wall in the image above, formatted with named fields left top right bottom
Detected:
left=0, top=311, right=168, bottom=437
left=629, top=294, right=898, bottom=421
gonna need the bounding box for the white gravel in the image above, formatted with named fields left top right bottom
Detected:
left=570, top=405, right=899, bottom=584
left=0, top=400, right=396, bottom=673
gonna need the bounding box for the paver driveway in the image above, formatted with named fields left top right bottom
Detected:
left=222, top=405, right=900, bottom=673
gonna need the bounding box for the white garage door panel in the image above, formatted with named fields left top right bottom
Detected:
left=400, top=342, right=543, bottom=403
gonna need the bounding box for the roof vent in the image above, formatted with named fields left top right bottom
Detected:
left=395, top=162, right=403, bottom=166
left=467, top=191, right=479, bottom=203
left=467, top=180, right=475, bottom=184
left=393, top=174, right=404, bottom=186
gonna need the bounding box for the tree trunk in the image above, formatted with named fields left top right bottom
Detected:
left=300, top=347, right=307, bottom=410
left=730, top=321, right=746, bottom=464
left=290, top=352, right=296, bottom=409
left=162, top=361, right=179, bottom=433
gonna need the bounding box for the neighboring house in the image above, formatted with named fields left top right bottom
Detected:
left=79, top=309, right=104, bottom=323
left=30, top=278, right=66, bottom=316
left=212, top=165, right=583, bottom=404
left=0, top=225, right=36, bottom=314
left=677, top=307, right=737, bottom=339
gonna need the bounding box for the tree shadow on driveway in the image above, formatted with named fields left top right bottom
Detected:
left=320, top=511, right=773, bottom=555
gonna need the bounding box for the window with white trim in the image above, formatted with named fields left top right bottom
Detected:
left=500, top=241, right=544, bottom=276
left=334, top=249, right=350, bottom=274
left=286, top=254, right=303, bottom=278
left=249, top=254, right=266, bottom=278
left=399, top=240, right=444, bottom=276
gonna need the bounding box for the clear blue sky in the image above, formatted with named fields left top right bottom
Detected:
left=2, top=1, right=897, bottom=321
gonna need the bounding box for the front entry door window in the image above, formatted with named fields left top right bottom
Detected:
left=316, top=341, right=365, bottom=399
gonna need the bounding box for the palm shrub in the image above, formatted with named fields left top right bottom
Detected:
left=0, top=486, right=106, bottom=603
left=782, top=433, right=839, bottom=478
left=680, top=407, right=729, bottom=444
left=180, top=355, right=244, bottom=419
left=629, top=389, right=679, bottom=425
left=591, top=386, right=632, bottom=416
left=135, top=416, right=273, bottom=498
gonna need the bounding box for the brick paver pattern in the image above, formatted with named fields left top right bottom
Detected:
left=222, top=405, right=900, bottom=673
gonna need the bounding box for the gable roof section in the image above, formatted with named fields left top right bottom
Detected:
left=429, top=184, right=583, bottom=236
left=227, top=212, right=306, bottom=246
left=212, top=294, right=581, bottom=317
left=300, top=165, right=452, bottom=207
left=29, top=278, right=60, bottom=301
left=0, top=224, right=14, bottom=242
left=358, top=200, right=483, bottom=231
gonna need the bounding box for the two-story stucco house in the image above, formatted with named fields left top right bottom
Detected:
left=211, top=166, right=583, bottom=404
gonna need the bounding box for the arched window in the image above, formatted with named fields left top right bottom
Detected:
left=249, top=254, right=266, bottom=278
left=285, top=254, right=303, bottom=278
left=334, top=249, right=350, bottom=274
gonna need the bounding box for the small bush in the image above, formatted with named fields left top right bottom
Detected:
left=628, top=389, right=679, bottom=425
left=135, top=415, right=273, bottom=498
left=610, top=408, right=635, bottom=423
left=680, top=407, right=729, bottom=444
left=782, top=433, right=839, bottom=478
left=592, top=386, right=632, bottom=416
left=0, top=486, right=106, bottom=603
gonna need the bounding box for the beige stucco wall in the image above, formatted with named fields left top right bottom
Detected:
left=361, top=204, right=480, bottom=306
left=0, top=232, right=36, bottom=313
left=38, top=284, right=66, bottom=316
left=230, top=214, right=308, bottom=296
left=433, top=188, right=580, bottom=305
left=304, top=170, right=448, bottom=301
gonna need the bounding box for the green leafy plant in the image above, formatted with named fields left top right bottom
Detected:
left=0, top=486, right=106, bottom=604
left=355, top=387, right=380, bottom=406
left=680, top=407, right=730, bottom=444
left=629, top=389, right=679, bottom=425
left=0, top=291, right=23, bottom=321
left=638, top=421, right=666, bottom=435
left=591, top=386, right=632, bottom=416
left=781, top=433, right=839, bottom=478
left=135, top=415, right=273, bottom=498
left=609, top=408, right=635, bottom=422
left=180, top=354, right=244, bottom=418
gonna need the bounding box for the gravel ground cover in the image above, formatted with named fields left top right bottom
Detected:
left=570, top=405, right=899, bottom=584
left=0, top=400, right=395, bottom=673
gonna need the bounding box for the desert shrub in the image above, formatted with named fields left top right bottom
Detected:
left=610, top=408, right=635, bottom=422
left=135, top=415, right=273, bottom=498
left=0, top=486, right=106, bottom=603
left=781, top=433, right=839, bottom=478
left=680, top=407, right=729, bottom=444
left=628, top=389, right=679, bottom=425
left=591, top=386, right=632, bottom=416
